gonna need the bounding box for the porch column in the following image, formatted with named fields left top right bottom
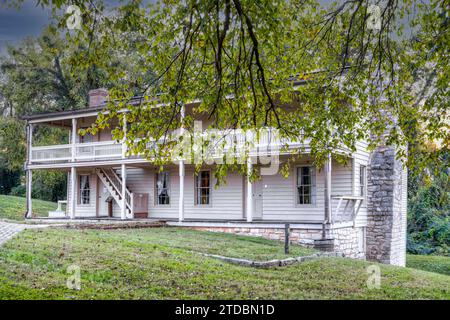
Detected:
left=25, top=123, right=33, bottom=218
left=178, top=103, right=185, bottom=222
left=323, top=153, right=332, bottom=238
left=179, top=160, right=185, bottom=222
left=246, top=158, right=253, bottom=222
left=71, top=118, right=77, bottom=162
left=121, top=164, right=127, bottom=219
left=122, top=116, right=127, bottom=159
left=70, top=166, right=77, bottom=219
left=25, top=169, right=32, bottom=218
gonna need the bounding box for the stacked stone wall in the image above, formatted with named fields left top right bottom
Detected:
left=366, top=146, right=407, bottom=266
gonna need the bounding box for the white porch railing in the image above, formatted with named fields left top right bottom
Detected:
left=75, top=141, right=122, bottom=160
left=31, top=144, right=72, bottom=162
left=30, top=141, right=122, bottom=163
left=29, top=128, right=311, bottom=164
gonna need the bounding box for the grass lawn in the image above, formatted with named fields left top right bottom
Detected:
left=0, top=227, right=449, bottom=300
left=0, top=195, right=57, bottom=221
left=407, top=254, right=450, bottom=276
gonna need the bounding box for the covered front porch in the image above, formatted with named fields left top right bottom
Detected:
left=25, top=154, right=366, bottom=240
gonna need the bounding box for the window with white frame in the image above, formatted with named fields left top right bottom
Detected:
left=195, top=170, right=211, bottom=205
left=79, top=175, right=91, bottom=205
left=296, top=166, right=316, bottom=205
left=359, top=165, right=367, bottom=197
left=156, top=171, right=170, bottom=205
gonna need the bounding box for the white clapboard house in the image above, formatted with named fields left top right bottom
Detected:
left=22, top=88, right=407, bottom=266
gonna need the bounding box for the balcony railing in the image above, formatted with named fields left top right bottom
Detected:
left=29, top=128, right=311, bottom=164
left=75, top=141, right=122, bottom=160
left=31, top=144, right=73, bottom=162
left=31, top=141, right=122, bottom=163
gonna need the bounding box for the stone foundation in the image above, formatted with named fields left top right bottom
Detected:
left=330, top=226, right=366, bottom=259
left=189, top=225, right=366, bottom=259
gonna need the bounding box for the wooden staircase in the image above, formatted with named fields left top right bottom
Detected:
left=96, top=168, right=133, bottom=218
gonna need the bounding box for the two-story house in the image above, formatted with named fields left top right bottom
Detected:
left=22, top=88, right=407, bottom=266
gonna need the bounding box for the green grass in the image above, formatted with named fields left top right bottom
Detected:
left=0, top=227, right=448, bottom=300
left=407, top=254, right=450, bottom=276
left=105, top=227, right=317, bottom=260
left=0, top=195, right=57, bottom=221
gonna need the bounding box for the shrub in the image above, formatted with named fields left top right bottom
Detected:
left=10, top=185, right=26, bottom=197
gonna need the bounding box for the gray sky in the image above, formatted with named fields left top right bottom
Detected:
left=0, top=0, right=155, bottom=53
left=0, top=1, right=52, bottom=53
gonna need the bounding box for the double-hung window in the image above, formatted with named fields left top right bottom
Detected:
left=195, top=170, right=211, bottom=205
left=156, top=172, right=170, bottom=205
left=359, top=165, right=367, bottom=197
left=79, top=175, right=91, bottom=205
left=296, top=166, right=316, bottom=205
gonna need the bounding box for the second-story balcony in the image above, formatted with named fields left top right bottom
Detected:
left=30, top=141, right=123, bottom=163
left=28, top=128, right=319, bottom=165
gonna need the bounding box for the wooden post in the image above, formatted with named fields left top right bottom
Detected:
left=121, top=164, right=127, bottom=219
left=323, top=154, right=332, bottom=238
left=70, top=167, right=77, bottom=219
left=25, top=123, right=33, bottom=218
left=246, top=157, right=253, bottom=222
left=25, top=169, right=32, bottom=218
left=130, top=193, right=134, bottom=219
left=122, top=116, right=127, bottom=159
left=179, top=160, right=185, bottom=222
left=284, top=223, right=290, bottom=254
left=178, top=103, right=185, bottom=222
left=71, top=118, right=77, bottom=162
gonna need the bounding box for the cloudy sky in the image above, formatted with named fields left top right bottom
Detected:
left=0, top=0, right=157, bottom=53
left=0, top=2, right=52, bottom=53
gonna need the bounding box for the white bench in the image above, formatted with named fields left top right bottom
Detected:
left=48, top=200, right=67, bottom=218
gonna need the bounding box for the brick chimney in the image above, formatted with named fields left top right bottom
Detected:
left=88, top=88, right=108, bottom=108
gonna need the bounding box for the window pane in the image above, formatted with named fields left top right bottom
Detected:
left=79, top=175, right=90, bottom=204
left=303, top=195, right=310, bottom=204
left=196, top=171, right=210, bottom=205
left=156, top=172, right=170, bottom=205
left=302, top=167, right=310, bottom=176
left=303, top=185, right=310, bottom=196
left=297, top=167, right=314, bottom=205
left=298, top=187, right=304, bottom=204
left=359, top=166, right=366, bottom=196
left=302, top=174, right=310, bottom=185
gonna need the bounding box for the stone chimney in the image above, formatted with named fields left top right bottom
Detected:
left=366, top=144, right=408, bottom=266
left=88, top=88, right=108, bottom=108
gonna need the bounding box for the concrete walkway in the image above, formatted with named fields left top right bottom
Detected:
left=0, top=221, right=49, bottom=246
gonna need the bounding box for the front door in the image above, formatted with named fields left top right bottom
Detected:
left=98, top=179, right=110, bottom=217
left=253, top=180, right=263, bottom=219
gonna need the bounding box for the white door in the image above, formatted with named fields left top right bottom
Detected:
left=98, top=180, right=109, bottom=217
left=253, top=180, right=263, bottom=219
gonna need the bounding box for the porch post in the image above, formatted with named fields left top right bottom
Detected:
left=323, top=153, right=332, bottom=238
left=122, top=116, right=127, bottom=159
left=178, top=103, right=185, bottom=222
left=71, top=118, right=77, bottom=162
left=25, top=123, right=33, bottom=218
left=246, top=157, right=253, bottom=222
left=25, top=169, right=32, bottom=218
left=121, top=164, right=127, bottom=219
left=70, top=166, right=77, bottom=219
left=179, top=160, right=185, bottom=222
